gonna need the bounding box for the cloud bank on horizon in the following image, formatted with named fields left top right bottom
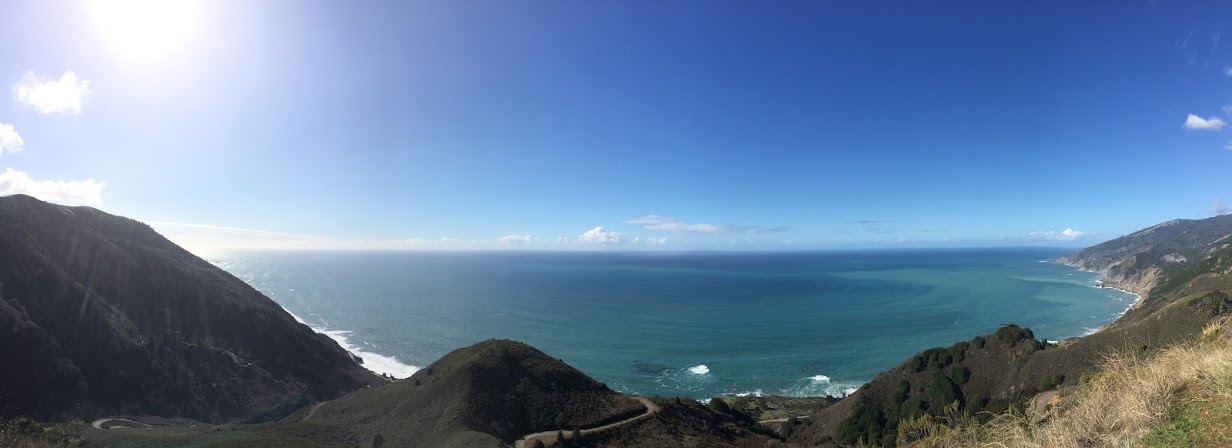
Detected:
left=624, top=215, right=789, bottom=234
left=1029, top=228, right=1087, bottom=241
left=150, top=222, right=676, bottom=255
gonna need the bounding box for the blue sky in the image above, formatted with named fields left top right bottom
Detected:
left=1, top=1, right=1230, bottom=253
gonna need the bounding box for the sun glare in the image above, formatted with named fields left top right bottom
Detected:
left=89, top=0, right=200, bottom=61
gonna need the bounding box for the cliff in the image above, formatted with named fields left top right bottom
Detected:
left=1055, top=214, right=1232, bottom=297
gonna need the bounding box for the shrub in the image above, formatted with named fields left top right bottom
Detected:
left=928, top=371, right=962, bottom=408
left=948, top=365, right=970, bottom=384
left=994, top=325, right=1035, bottom=346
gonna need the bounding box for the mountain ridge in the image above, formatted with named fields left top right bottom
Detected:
left=0, top=194, right=382, bottom=423
left=5, top=195, right=1232, bottom=447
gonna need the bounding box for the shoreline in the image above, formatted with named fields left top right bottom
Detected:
left=1052, top=260, right=1145, bottom=335
left=262, top=256, right=1133, bottom=400
left=277, top=304, right=420, bottom=379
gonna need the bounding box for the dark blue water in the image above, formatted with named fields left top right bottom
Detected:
left=213, top=248, right=1135, bottom=398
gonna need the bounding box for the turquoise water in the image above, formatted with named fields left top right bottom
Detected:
left=213, top=248, right=1136, bottom=398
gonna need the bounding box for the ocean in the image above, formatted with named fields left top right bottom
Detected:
left=212, top=248, right=1137, bottom=399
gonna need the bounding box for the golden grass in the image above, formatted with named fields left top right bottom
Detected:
left=908, top=317, right=1232, bottom=448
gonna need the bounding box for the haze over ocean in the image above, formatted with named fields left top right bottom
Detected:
left=215, top=248, right=1135, bottom=399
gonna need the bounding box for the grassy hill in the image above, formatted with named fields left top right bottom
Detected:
left=233, top=339, right=648, bottom=447
left=61, top=340, right=653, bottom=448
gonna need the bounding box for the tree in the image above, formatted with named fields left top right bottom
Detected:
left=927, top=371, right=962, bottom=408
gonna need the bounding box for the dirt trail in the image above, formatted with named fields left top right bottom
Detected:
left=301, top=402, right=327, bottom=422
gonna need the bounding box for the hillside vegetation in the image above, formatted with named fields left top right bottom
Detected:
left=907, top=316, right=1232, bottom=447
left=0, top=194, right=381, bottom=423
left=4, top=195, right=1232, bottom=447
left=80, top=339, right=649, bottom=448
left=792, top=213, right=1232, bottom=446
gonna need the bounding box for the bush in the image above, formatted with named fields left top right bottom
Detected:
left=900, top=398, right=924, bottom=420
left=911, top=355, right=926, bottom=372
left=994, top=325, right=1035, bottom=346
left=948, top=365, right=970, bottom=384
left=928, top=371, right=962, bottom=408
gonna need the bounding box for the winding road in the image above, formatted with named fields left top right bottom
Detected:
left=1028, top=390, right=1061, bottom=425
left=90, top=418, right=154, bottom=430
left=513, top=397, right=660, bottom=448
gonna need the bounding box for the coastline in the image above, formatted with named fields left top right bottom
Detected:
left=225, top=252, right=1137, bottom=401
left=1053, top=260, right=1146, bottom=335
left=278, top=304, right=420, bottom=379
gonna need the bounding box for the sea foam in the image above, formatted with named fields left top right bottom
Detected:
left=280, top=305, right=419, bottom=379
left=782, top=374, right=861, bottom=398
left=689, top=364, right=710, bottom=375
left=321, top=330, right=420, bottom=379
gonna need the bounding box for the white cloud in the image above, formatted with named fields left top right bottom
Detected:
left=0, top=168, right=106, bottom=205
left=1226, top=67, right=1232, bottom=77
left=1029, top=228, right=1086, bottom=241
left=642, top=236, right=668, bottom=245
left=496, top=234, right=535, bottom=244
left=578, top=226, right=623, bottom=244
left=624, top=215, right=788, bottom=234
left=0, top=122, right=23, bottom=155
left=12, top=71, right=92, bottom=114
left=1183, top=114, right=1226, bottom=131
left=1213, top=199, right=1232, bottom=216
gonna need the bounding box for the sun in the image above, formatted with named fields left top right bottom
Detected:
left=89, top=0, right=200, bottom=61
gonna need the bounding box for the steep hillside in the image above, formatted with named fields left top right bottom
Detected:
left=1056, top=214, right=1232, bottom=296
left=795, top=214, right=1232, bottom=447
left=906, top=317, right=1232, bottom=447
left=0, top=194, right=382, bottom=423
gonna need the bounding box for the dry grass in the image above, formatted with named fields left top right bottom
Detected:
left=907, top=317, right=1232, bottom=448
